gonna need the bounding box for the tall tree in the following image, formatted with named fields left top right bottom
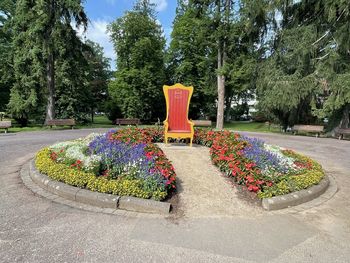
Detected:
left=313, top=1, right=350, bottom=129
left=84, top=40, right=112, bottom=122
left=257, top=0, right=350, bottom=130
left=54, top=25, right=90, bottom=122
left=8, top=0, right=44, bottom=126
left=224, top=0, right=270, bottom=121
left=167, top=0, right=216, bottom=120
left=10, top=0, right=87, bottom=124
left=0, top=0, right=15, bottom=112
left=108, top=0, right=166, bottom=121
left=40, top=0, right=87, bottom=122
left=215, top=0, right=232, bottom=129
left=168, top=0, right=268, bottom=127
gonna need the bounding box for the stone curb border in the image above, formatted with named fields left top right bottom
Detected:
left=262, top=176, right=330, bottom=210
left=29, top=160, right=171, bottom=214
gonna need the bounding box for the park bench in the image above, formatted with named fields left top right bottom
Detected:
left=193, top=120, right=212, bottom=128
left=292, top=124, right=324, bottom=137
left=0, top=121, right=11, bottom=133
left=115, top=118, right=140, bottom=126
left=46, top=119, right=76, bottom=129
left=336, top=128, right=350, bottom=140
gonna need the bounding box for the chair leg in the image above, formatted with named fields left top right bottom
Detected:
left=164, top=136, right=168, bottom=144
left=190, top=137, right=193, bottom=147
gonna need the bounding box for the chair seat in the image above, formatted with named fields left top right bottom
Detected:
left=168, top=129, right=191, bottom=133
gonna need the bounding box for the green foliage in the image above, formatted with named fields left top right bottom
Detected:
left=85, top=40, right=112, bottom=118
left=7, top=88, right=38, bottom=126
left=167, top=0, right=269, bottom=121
left=0, top=0, right=15, bottom=112
left=257, top=0, right=350, bottom=129
left=55, top=38, right=111, bottom=122
left=167, top=1, right=216, bottom=119
left=108, top=0, right=166, bottom=122
left=54, top=26, right=90, bottom=121
left=6, top=0, right=111, bottom=125
left=35, top=148, right=167, bottom=201
left=8, top=0, right=91, bottom=125
left=257, top=25, right=320, bottom=129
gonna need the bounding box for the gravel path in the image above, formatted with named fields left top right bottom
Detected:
left=159, top=143, right=263, bottom=218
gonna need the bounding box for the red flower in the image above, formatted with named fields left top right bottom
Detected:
left=245, top=162, right=255, bottom=170
left=247, top=185, right=259, bottom=192
left=256, top=180, right=264, bottom=185
left=246, top=175, right=255, bottom=183
left=70, top=160, right=82, bottom=170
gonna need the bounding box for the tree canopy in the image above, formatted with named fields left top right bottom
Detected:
left=257, top=0, right=350, bottom=129
left=3, top=0, right=110, bottom=126
left=108, top=0, right=166, bottom=122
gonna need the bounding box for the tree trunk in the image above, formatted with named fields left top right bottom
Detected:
left=225, top=95, right=233, bottom=122
left=216, top=45, right=225, bottom=130
left=339, top=104, right=350, bottom=128
left=45, top=52, right=55, bottom=122
left=45, top=0, right=55, bottom=122
left=216, top=0, right=230, bottom=130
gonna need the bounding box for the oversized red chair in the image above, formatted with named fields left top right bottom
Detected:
left=163, top=83, right=194, bottom=146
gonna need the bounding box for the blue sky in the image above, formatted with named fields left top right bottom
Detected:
left=81, top=0, right=177, bottom=69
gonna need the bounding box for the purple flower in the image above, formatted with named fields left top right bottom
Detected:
left=88, top=134, right=166, bottom=188
left=240, top=136, right=290, bottom=174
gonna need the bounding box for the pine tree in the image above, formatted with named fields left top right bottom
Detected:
left=0, top=0, right=15, bottom=112
left=256, top=1, right=323, bottom=129
left=314, top=1, right=350, bottom=128
left=9, top=0, right=88, bottom=124
left=257, top=0, right=350, bottom=130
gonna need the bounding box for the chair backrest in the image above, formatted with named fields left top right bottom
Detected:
left=163, top=84, right=193, bottom=131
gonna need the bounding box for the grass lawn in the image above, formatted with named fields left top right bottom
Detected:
left=76, top=115, right=115, bottom=129
left=1, top=115, right=116, bottom=133
left=224, top=121, right=281, bottom=133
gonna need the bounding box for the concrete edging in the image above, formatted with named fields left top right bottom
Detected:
left=262, top=176, right=330, bottom=210
left=29, top=160, right=171, bottom=214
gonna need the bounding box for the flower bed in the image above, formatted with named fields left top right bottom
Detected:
left=35, top=128, right=174, bottom=201
left=35, top=127, right=325, bottom=201
left=193, top=129, right=325, bottom=198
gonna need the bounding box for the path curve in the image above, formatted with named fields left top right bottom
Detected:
left=1, top=129, right=350, bottom=263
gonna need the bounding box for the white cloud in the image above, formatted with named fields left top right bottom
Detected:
left=150, top=0, right=168, bottom=12
left=105, top=0, right=117, bottom=5
left=75, top=19, right=116, bottom=69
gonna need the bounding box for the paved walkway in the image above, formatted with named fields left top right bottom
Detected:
left=1, top=129, right=350, bottom=262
